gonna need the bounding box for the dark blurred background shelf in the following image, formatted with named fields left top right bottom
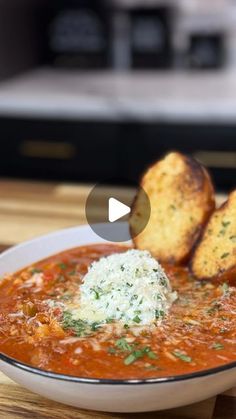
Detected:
left=0, top=0, right=236, bottom=192
left=0, top=115, right=236, bottom=192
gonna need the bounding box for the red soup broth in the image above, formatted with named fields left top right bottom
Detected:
left=0, top=244, right=236, bottom=379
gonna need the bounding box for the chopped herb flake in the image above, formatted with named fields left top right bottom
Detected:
left=68, top=270, right=76, bottom=276
left=155, top=309, right=165, bottom=319
left=115, top=338, right=132, bottom=352
left=62, top=311, right=89, bottom=337
left=91, top=322, right=101, bottom=331
left=220, top=283, right=229, bottom=296
left=124, top=351, right=141, bottom=365
left=147, top=350, right=157, bottom=360
left=221, top=252, right=230, bottom=259
left=58, top=263, right=67, bottom=270
left=222, top=221, right=231, bottom=228
left=105, top=317, right=113, bottom=324
left=30, top=268, right=42, bottom=274
left=212, top=342, right=224, bottom=350
left=133, top=315, right=141, bottom=324
left=124, top=347, right=157, bottom=365
left=172, top=350, right=192, bottom=363
left=90, top=288, right=100, bottom=300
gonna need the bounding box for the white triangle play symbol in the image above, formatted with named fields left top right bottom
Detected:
left=108, top=198, right=131, bottom=223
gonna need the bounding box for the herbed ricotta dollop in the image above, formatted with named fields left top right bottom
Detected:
left=70, top=249, right=177, bottom=327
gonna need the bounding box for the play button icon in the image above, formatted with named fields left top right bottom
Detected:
left=108, top=198, right=130, bottom=223
left=85, top=178, right=150, bottom=242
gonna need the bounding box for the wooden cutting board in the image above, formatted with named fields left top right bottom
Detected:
left=0, top=179, right=234, bottom=419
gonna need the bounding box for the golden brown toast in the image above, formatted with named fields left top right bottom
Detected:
left=191, top=190, right=236, bottom=281
left=130, top=152, right=215, bottom=264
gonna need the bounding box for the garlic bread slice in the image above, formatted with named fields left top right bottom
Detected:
left=130, top=152, right=215, bottom=264
left=191, top=190, right=236, bottom=281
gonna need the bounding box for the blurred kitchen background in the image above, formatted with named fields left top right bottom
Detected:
left=0, top=0, right=236, bottom=192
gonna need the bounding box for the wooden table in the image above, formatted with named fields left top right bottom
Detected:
left=0, top=179, right=235, bottom=419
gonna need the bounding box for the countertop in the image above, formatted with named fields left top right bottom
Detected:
left=0, top=68, right=236, bottom=123
left=0, top=179, right=235, bottom=419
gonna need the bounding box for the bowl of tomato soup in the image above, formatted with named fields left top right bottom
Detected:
left=0, top=224, right=236, bottom=412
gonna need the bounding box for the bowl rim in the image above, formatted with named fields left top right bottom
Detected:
left=0, top=224, right=236, bottom=385
left=1, top=351, right=236, bottom=385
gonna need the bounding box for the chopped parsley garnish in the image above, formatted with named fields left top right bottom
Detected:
left=132, top=315, right=141, bottom=324
left=147, top=350, right=157, bottom=360
left=62, top=311, right=103, bottom=336
left=111, top=338, right=157, bottom=366
left=62, top=311, right=89, bottom=337
left=172, top=350, right=192, bottom=363
left=115, top=338, right=133, bottom=352
left=220, top=282, right=229, bottom=296
left=212, top=342, right=224, bottom=350
left=60, top=292, right=72, bottom=301
left=105, top=317, right=113, bottom=324
left=91, top=322, right=101, bottom=332
left=90, top=288, right=100, bottom=300
left=58, top=263, right=67, bottom=270
left=124, top=350, right=144, bottom=365
left=68, top=270, right=76, bottom=276
left=108, top=347, right=116, bottom=354
left=222, top=221, right=231, bottom=228
left=207, top=301, right=221, bottom=314
left=221, top=252, right=230, bottom=259
left=219, top=221, right=231, bottom=236
left=230, top=235, right=236, bottom=243
left=155, top=309, right=165, bottom=319
left=160, top=278, right=167, bottom=286
left=124, top=347, right=156, bottom=365
left=30, top=268, right=42, bottom=274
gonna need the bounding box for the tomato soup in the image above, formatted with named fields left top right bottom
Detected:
left=0, top=244, right=236, bottom=380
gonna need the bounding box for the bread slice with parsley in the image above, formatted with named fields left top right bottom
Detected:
left=130, top=152, right=215, bottom=264
left=191, top=190, right=236, bottom=281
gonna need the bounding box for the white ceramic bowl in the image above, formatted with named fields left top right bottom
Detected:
left=0, top=223, right=236, bottom=413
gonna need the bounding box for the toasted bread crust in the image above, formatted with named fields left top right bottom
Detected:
left=191, top=190, right=236, bottom=282
left=130, top=152, right=215, bottom=264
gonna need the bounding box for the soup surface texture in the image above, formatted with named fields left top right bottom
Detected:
left=0, top=243, right=236, bottom=379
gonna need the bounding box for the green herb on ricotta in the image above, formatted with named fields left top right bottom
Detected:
left=70, top=249, right=177, bottom=327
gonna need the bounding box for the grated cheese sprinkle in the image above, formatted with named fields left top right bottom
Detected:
left=70, top=249, right=177, bottom=327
